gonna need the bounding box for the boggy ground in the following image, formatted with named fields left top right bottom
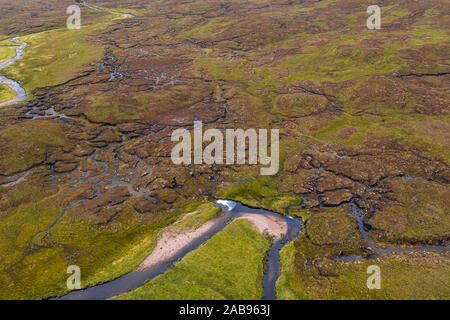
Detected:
left=0, top=0, right=448, bottom=299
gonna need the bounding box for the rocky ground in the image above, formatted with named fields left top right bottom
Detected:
left=0, top=0, right=448, bottom=299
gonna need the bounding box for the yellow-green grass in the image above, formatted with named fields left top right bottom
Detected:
left=194, top=56, right=248, bottom=84
left=113, top=219, right=272, bottom=300
left=250, top=24, right=449, bottom=84
left=1, top=28, right=104, bottom=101
left=308, top=113, right=450, bottom=163
left=78, top=0, right=141, bottom=17
left=0, top=35, right=9, bottom=43
left=178, top=17, right=235, bottom=39
left=0, top=178, right=91, bottom=299
left=0, top=83, right=16, bottom=104
left=37, top=197, right=217, bottom=296
left=46, top=205, right=171, bottom=295
left=0, top=39, right=18, bottom=46
left=277, top=242, right=450, bottom=300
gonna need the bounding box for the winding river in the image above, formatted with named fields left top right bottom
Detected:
left=0, top=37, right=27, bottom=107
left=55, top=200, right=303, bottom=300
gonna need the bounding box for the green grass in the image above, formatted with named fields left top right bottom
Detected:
left=0, top=186, right=176, bottom=299
left=0, top=39, right=17, bottom=46
left=0, top=186, right=221, bottom=299
left=259, top=24, right=449, bottom=84
left=0, top=46, right=16, bottom=63
left=0, top=5, right=130, bottom=102
left=0, top=120, right=67, bottom=175
left=113, top=220, right=272, bottom=300
left=305, top=112, right=450, bottom=163
left=0, top=178, right=92, bottom=299
left=195, top=56, right=247, bottom=83
left=178, top=17, right=235, bottom=38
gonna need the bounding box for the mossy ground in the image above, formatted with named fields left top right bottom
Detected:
left=0, top=83, right=16, bottom=104
left=216, top=179, right=302, bottom=214
left=367, top=178, right=450, bottom=245
left=0, top=2, right=123, bottom=103
left=1, top=28, right=104, bottom=102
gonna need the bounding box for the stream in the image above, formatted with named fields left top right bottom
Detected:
left=0, top=37, right=27, bottom=107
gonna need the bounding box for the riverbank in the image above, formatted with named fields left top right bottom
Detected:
left=0, top=38, right=27, bottom=107
left=115, top=219, right=271, bottom=300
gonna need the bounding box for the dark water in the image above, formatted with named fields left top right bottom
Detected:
left=55, top=200, right=303, bottom=300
